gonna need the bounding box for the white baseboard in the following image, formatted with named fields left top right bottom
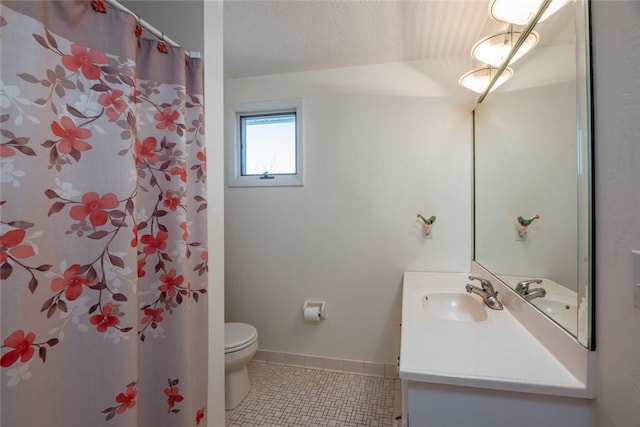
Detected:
left=252, top=349, right=399, bottom=379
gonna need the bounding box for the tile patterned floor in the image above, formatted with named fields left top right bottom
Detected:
left=225, top=361, right=398, bottom=427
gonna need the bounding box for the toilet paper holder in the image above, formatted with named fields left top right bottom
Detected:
left=302, top=300, right=326, bottom=320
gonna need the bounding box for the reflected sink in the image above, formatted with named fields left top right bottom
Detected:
left=421, top=292, right=488, bottom=322
left=531, top=298, right=577, bottom=334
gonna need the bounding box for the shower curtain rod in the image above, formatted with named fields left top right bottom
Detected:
left=103, top=0, right=195, bottom=57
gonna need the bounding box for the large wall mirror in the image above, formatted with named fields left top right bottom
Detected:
left=473, top=0, right=593, bottom=348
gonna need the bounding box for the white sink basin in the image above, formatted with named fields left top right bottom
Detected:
left=421, top=291, right=488, bottom=322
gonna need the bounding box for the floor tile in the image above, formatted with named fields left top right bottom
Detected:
left=226, top=361, right=398, bottom=426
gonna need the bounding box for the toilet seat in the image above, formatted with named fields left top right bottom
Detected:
left=225, top=322, right=258, bottom=354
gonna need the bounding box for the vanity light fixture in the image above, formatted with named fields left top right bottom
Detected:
left=488, top=0, right=571, bottom=25
left=458, top=66, right=513, bottom=94
left=471, top=27, right=539, bottom=67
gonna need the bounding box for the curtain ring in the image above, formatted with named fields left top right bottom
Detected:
left=92, top=0, right=107, bottom=13
left=134, top=14, right=143, bottom=38
left=157, top=34, right=169, bottom=54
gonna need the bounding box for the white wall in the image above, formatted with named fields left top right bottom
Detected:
left=224, top=64, right=472, bottom=364
left=203, top=2, right=225, bottom=426
left=590, top=2, right=640, bottom=426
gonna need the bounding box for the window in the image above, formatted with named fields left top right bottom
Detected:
left=241, top=113, right=296, bottom=176
left=228, top=100, right=303, bottom=187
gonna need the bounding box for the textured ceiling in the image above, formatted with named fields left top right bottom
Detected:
left=224, top=0, right=502, bottom=79
left=223, top=0, right=575, bottom=80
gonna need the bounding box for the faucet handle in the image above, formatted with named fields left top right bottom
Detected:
left=516, top=279, right=542, bottom=293
left=468, top=275, right=492, bottom=288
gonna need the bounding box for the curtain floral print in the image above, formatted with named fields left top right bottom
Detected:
left=0, top=2, right=208, bottom=426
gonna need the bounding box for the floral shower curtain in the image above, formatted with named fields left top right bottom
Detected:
left=0, top=2, right=208, bottom=426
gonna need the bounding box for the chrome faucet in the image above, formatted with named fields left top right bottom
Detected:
left=515, top=279, right=547, bottom=301
left=465, top=276, right=503, bottom=310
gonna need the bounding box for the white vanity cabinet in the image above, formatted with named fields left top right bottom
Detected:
left=399, top=271, right=595, bottom=427
left=403, top=380, right=590, bottom=427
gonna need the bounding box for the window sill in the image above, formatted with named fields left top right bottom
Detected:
left=227, top=175, right=304, bottom=188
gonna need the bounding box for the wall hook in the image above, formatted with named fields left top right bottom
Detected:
left=516, top=214, right=540, bottom=239
left=417, top=214, right=436, bottom=238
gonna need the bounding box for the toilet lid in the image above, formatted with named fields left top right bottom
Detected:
left=225, top=322, right=258, bottom=352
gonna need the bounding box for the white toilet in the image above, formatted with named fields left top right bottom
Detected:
left=224, top=322, right=258, bottom=410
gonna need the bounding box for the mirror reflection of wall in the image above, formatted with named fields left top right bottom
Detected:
left=475, top=79, right=577, bottom=289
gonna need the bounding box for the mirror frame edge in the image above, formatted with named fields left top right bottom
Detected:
left=579, top=0, right=595, bottom=351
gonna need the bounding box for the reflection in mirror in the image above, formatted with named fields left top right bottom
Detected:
left=473, top=0, right=593, bottom=348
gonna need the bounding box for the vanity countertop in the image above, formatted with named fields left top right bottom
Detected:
left=399, top=271, right=592, bottom=398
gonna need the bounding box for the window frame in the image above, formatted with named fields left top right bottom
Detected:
left=227, top=100, right=304, bottom=187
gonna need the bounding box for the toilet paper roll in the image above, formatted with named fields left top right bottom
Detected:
left=303, top=307, right=322, bottom=321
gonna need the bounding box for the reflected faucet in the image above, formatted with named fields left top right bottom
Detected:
left=515, top=279, right=547, bottom=301
left=465, top=276, right=504, bottom=310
